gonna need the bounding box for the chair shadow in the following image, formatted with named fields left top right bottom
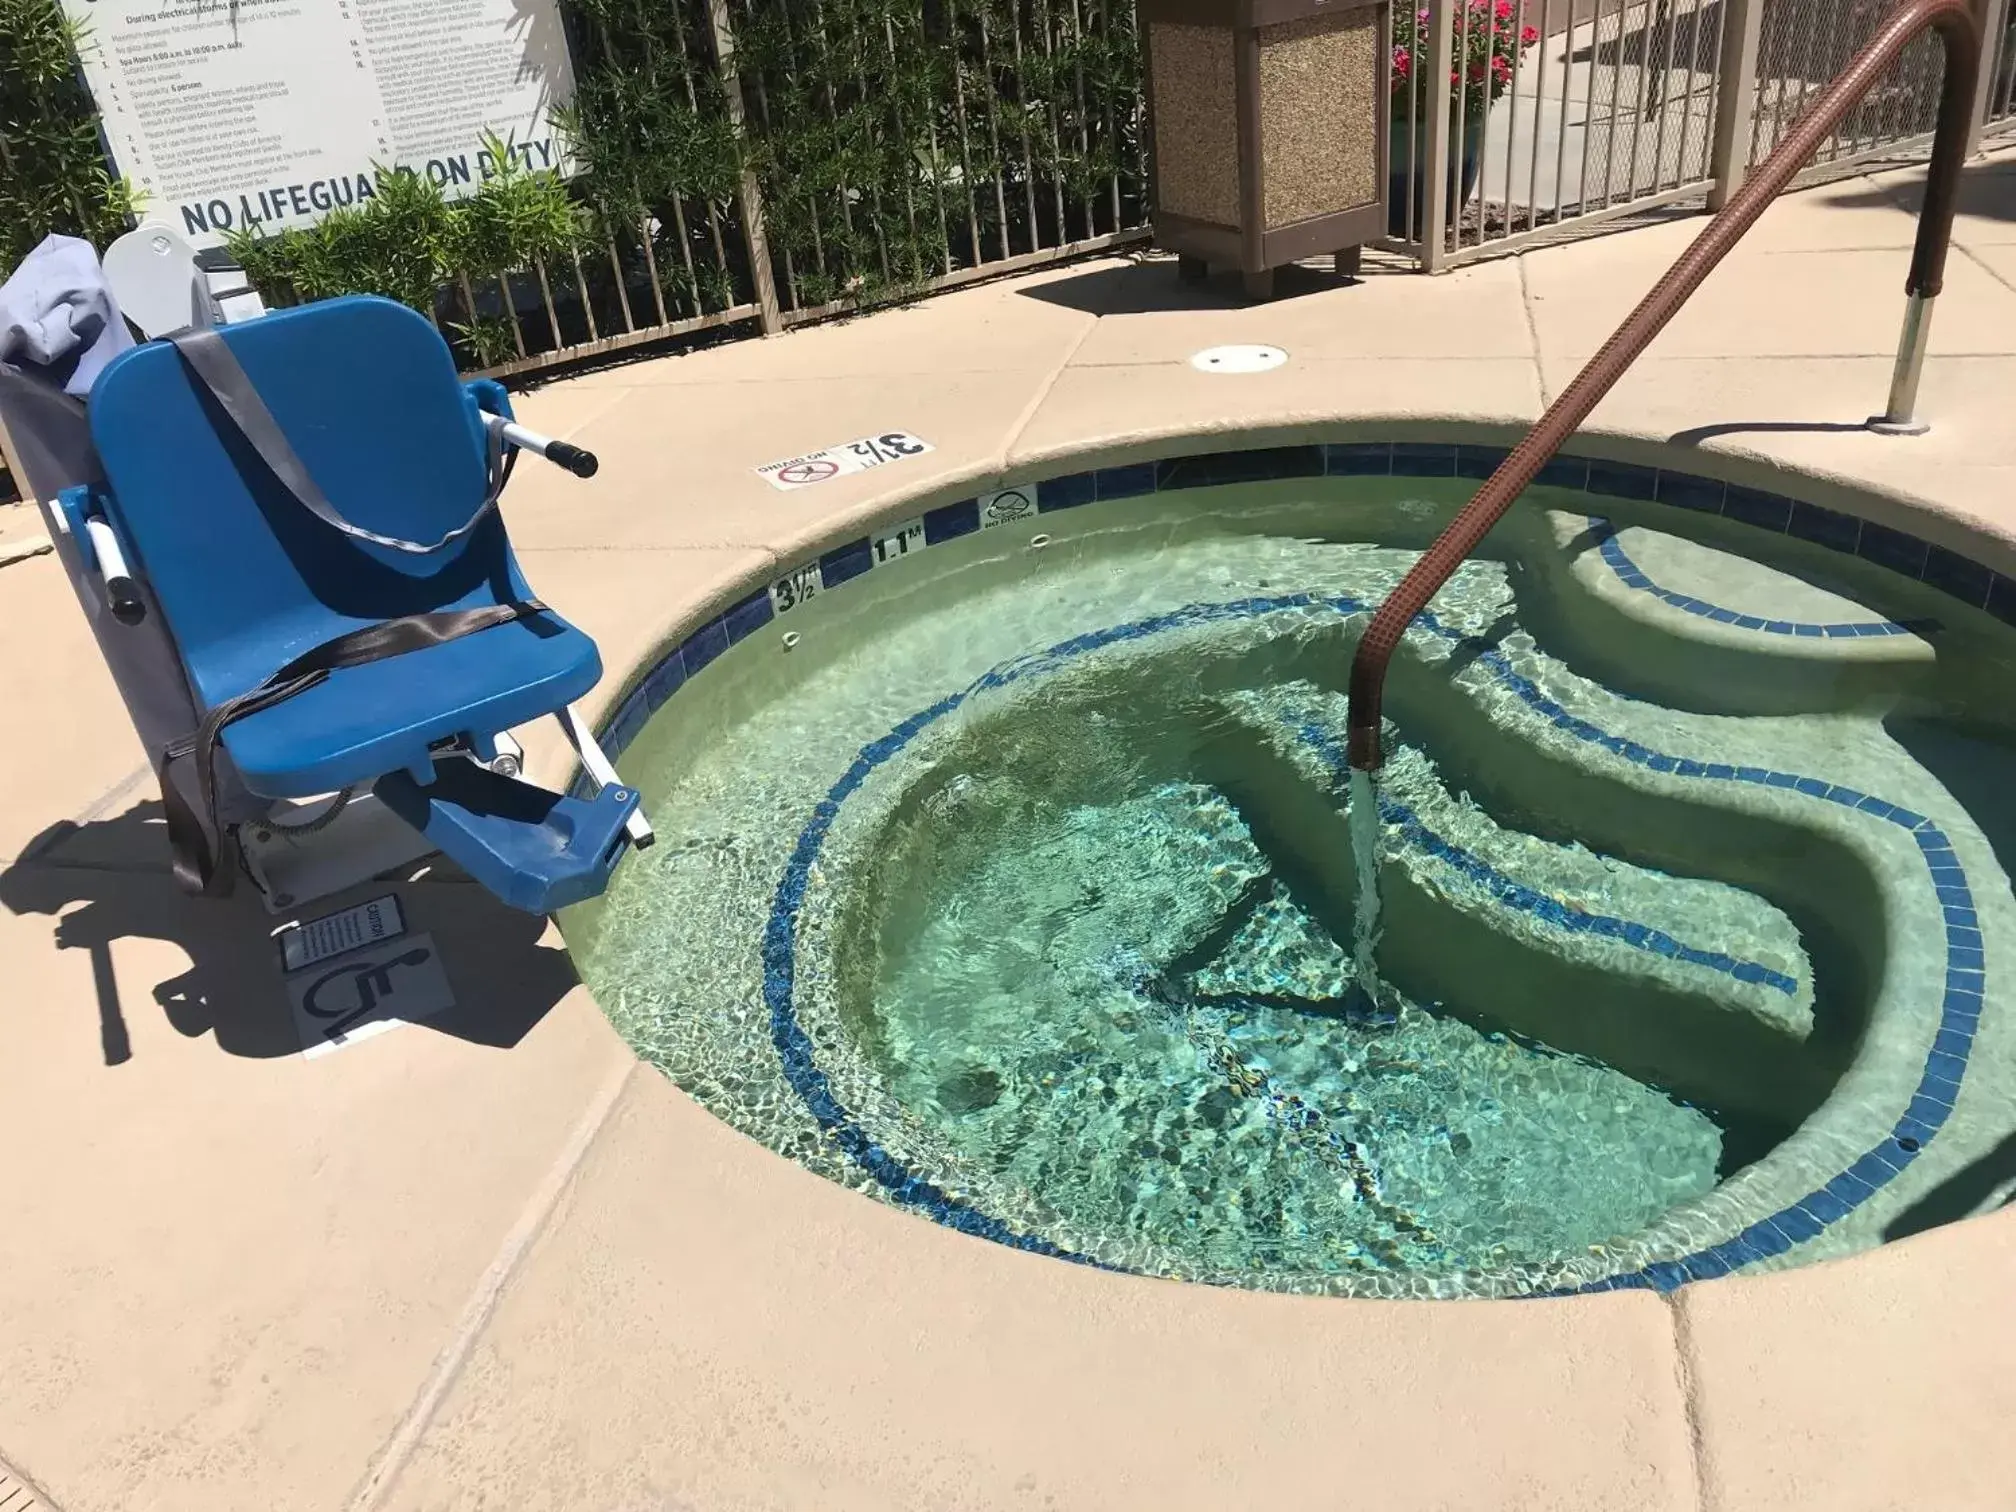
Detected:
left=0, top=801, right=579, bottom=1063
left=1883, top=1130, right=2016, bottom=1242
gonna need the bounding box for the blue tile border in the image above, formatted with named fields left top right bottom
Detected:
left=600, top=441, right=2016, bottom=771
left=1293, top=722, right=1800, bottom=996
left=1390, top=441, right=1460, bottom=476
left=1787, top=500, right=1862, bottom=553
left=1587, top=517, right=1916, bottom=639
left=1156, top=447, right=1325, bottom=492
left=1325, top=442, right=1394, bottom=475
left=1095, top=462, right=1158, bottom=501
left=1589, top=461, right=1660, bottom=501
left=1035, top=470, right=1096, bottom=511
left=818, top=537, right=876, bottom=588
left=743, top=588, right=1977, bottom=1294
left=923, top=497, right=979, bottom=544
left=586, top=438, right=2002, bottom=1292
left=1722, top=486, right=1791, bottom=532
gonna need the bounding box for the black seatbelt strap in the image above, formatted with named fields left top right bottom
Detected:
left=155, top=322, right=530, bottom=894
left=161, top=598, right=547, bottom=896
left=166, top=326, right=506, bottom=555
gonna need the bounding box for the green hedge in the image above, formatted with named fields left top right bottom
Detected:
left=227, top=135, right=589, bottom=367
left=0, top=0, right=139, bottom=269
left=729, top=0, right=1145, bottom=308
left=1, top=0, right=1146, bottom=368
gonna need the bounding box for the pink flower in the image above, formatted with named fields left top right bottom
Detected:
left=1494, top=0, right=1514, bottom=19
left=1491, top=53, right=1512, bottom=82
left=1392, top=45, right=1412, bottom=74
left=1521, top=24, right=1539, bottom=42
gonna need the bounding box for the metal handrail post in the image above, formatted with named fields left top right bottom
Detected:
left=1875, top=0, right=1984, bottom=430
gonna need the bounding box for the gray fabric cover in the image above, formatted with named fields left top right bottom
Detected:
left=0, top=235, right=263, bottom=827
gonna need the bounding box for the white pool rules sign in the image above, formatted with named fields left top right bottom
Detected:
left=63, top=0, right=578, bottom=248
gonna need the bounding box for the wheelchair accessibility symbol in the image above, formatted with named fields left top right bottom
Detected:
left=304, top=947, right=433, bottom=1033
left=285, top=930, right=456, bottom=1057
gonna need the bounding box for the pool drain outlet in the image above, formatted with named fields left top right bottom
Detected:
left=1190, top=344, right=1287, bottom=374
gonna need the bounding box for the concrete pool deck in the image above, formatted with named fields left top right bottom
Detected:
left=4, top=147, right=2016, bottom=1511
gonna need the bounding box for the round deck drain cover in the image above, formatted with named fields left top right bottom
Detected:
left=1190, top=344, right=1287, bottom=374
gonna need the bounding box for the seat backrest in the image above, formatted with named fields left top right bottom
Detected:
left=87, top=295, right=523, bottom=709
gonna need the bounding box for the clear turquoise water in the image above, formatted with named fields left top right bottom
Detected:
left=867, top=780, right=1723, bottom=1278
left=574, top=486, right=2016, bottom=1296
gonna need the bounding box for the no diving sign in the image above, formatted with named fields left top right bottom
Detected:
left=756, top=431, right=933, bottom=491
left=775, top=458, right=840, bottom=487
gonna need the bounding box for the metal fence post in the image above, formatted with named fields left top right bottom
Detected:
left=1966, top=0, right=2010, bottom=145
left=1706, top=0, right=1764, bottom=209
left=1421, top=0, right=1458, bottom=269
left=708, top=0, right=785, bottom=336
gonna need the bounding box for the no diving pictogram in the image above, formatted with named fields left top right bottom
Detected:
left=777, top=458, right=840, bottom=486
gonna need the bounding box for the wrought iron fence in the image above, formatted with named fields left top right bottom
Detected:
left=455, top=0, right=1150, bottom=379
left=1384, top=0, right=1997, bottom=267
left=6, top=0, right=2000, bottom=411
left=1384, top=0, right=1728, bottom=264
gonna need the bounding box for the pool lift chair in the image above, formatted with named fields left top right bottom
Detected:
left=37, top=233, right=653, bottom=916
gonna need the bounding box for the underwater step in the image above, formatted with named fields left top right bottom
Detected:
left=1522, top=509, right=1939, bottom=717
left=583, top=510, right=2016, bottom=1296
left=1204, top=683, right=1824, bottom=1130
left=867, top=782, right=1728, bottom=1278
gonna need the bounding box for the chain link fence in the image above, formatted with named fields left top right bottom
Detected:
left=1392, top=0, right=1987, bottom=267
left=1745, top=0, right=1946, bottom=165
left=1983, top=0, right=2016, bottom=125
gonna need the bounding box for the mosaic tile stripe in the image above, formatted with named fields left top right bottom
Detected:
left=1587, top=517, right=1915, bottom=639
left=602, top=442, right=2016, bottom=768
left=1322, top=442, right=2014, bottom=623
left=748, top=590, right=1978, bottom=1293
left=594, top=442, right=1996, bottom=1289
left=1293, top=722, right=1801, bottom=996
left=760, top=601, right=1328, bottom=1273
left=1453, top=634, right=1982, bottom=1291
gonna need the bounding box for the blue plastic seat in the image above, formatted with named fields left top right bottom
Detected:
left=85, top=295, right=601, bottom=798
left=68, top=294, right=645, bottom=913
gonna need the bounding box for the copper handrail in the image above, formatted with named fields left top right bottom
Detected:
left=1345, top=0, right=1982, bottom=771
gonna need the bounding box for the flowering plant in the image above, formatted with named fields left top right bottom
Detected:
left=1391, top=0, right=1541, bottom=120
